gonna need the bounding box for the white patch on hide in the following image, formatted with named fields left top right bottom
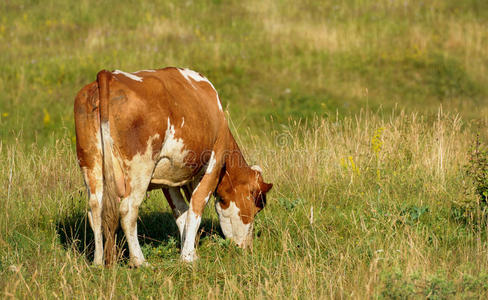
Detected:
left=134, top=69, right=156, bottom=73
left=215, top=201, right=251, bottom=247
left=124, top=134, right=160, bottom=191
left=160, top=118, right=188, bottom=160
left=251, top=165, right=263, bottom=173
left=178, top=68, right=223, bottom=111
left=113, top=69, right=143, bottom=82
left=151, top=119, right=190, bottom=186
left=178, top=68, right=208, bottom=86
left=215, top=199, right=233, bottom=239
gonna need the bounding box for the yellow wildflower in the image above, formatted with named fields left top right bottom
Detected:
left=43, top=108, right=51, bottom=125
left=371, top=127, right=385, bottom=156
left=348, top=156, right=360, bottom=176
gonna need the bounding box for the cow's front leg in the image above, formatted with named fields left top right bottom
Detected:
left=181, top=152, right=221, bottom=262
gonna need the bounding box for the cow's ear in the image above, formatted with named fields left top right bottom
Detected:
left=260, top=182, right=273, bottom=194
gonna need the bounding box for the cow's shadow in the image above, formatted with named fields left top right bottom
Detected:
left=56, top=210, right=222, bottom=263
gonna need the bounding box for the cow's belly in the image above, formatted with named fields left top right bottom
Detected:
left=149, top=116, right=208, bottom=187
left=150, top=157, right=193, bottom=187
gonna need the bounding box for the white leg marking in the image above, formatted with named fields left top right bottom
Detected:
left=206, top=151, right=216, bottom=174
left=181, top=181, right=210, bottom=263
left=181, top=208, right=201, bottom=262
left=176, top=212, right=188, bottom=240
left=181, top=190, right=212, bottom=262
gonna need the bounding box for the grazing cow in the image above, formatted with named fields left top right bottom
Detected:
left=74, top=67, right=272, bottom=266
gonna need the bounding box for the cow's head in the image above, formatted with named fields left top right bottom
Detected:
left=215, top=165, right=273, bottom=248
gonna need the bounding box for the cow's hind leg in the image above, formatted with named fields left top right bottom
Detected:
left=119, top=163, right=155, bottom=267
left=82, top=165, right=104, bottom=265
left=75, top=82, right=105, bottom=265
left=162, top=187, right=192, bottom=241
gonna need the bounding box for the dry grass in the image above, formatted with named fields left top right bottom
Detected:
left=1, top=110, right=487, bottom=298
left=1, top=0, right=488, bottom=297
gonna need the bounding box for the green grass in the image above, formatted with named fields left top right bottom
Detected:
left=1, top=0, right=488, bottom=298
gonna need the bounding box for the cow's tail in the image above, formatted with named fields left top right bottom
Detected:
left=97, top=70, right=122, bottom=265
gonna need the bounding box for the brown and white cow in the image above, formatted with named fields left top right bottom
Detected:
left=74, top=67, right=272, bottom=266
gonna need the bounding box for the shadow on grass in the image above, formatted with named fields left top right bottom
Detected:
left=56, top=210, right=223, bottom=263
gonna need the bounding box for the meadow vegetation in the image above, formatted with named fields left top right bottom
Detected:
left=1, top=0, right=488, bottom=298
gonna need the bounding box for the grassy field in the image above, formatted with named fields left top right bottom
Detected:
left=1, top=0, right=488, bottom=298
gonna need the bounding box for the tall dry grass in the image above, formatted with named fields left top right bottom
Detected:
left=1, top=109, right=487, bottom=298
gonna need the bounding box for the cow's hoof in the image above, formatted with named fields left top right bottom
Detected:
left=181, top=252, right=198, bottom=263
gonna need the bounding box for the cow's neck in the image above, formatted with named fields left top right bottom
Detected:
left=216, top=129, right=252, bottom=197
left=225, top=131, right=249, bottom=174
